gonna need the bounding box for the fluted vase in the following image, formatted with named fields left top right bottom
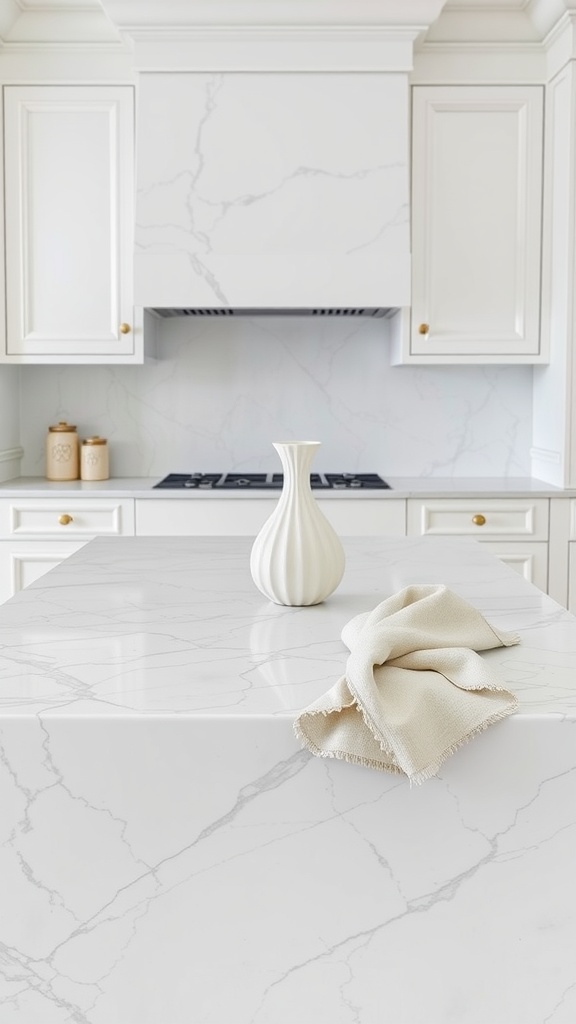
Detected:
left=250, top=441, right=345, bottom=606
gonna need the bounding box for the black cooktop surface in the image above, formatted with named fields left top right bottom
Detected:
left=153, top=472, right=391, bottom=491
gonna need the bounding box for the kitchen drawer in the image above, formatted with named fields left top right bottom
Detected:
left=407, top=498, right=549, bottom=541
left=135, top=499, right=407, bottom=537
left=0, top=540, right=86, bottom=603
left=0, top=498, right=135, bottom=538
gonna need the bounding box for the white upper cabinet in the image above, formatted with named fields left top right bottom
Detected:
left=401, top=85, right=545, bottom=364
left=2, top=85, right=140, bottom=363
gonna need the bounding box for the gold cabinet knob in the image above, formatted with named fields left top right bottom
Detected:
left=119, top=323, right=131, bottom=334
left=418, top=323, right=429, bottom=335
left=58, top=514, right=74, bottom=526
left=472, top=514, right=486, bottom=526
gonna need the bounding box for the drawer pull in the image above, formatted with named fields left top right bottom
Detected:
left=119, top=322, right=131, bottom=334
left=58, top=514, right=74, bottom=526
left=472, top=514, right=486, bottom=527
left=418, top=323, right=429, bottom=335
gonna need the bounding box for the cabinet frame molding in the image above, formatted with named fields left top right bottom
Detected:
left=2, top=84, right=139, bottom=364
left=395, top=84, right=546, bottom=365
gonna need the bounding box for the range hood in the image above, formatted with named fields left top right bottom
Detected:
left=123, top=2, right=448, bottom=314
left=135, top=72, right=411, bottom=313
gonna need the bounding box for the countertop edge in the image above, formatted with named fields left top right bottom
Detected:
left=0, top=476, right=571, bottom=499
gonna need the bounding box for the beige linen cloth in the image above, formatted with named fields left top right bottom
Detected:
left=294, top=584, right=520, bottom=784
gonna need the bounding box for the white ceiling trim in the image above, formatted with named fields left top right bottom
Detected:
left=0, top=0, right=573, bottom=53
left=444, top=0, right=530, bottom=9
left=97, top=0, right=449, bottom=30
left=0, top=0, right=24, bottom=41
left=18, top=0, right=101, bottom=8
left=0, top=3, right=123, bottom=46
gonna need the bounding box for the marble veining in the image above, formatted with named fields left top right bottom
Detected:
left=0, top=536, right=575, bottom=719
left=17, top=316, right=533, bottom=479
left=135, top=73, right=410, bottom=308
left=0, top=536, right=574, bottom=1023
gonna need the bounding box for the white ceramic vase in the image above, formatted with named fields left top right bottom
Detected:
left=250, top=441, right=345, bottom=606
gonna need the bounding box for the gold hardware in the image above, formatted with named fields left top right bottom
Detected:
left=418, top=323, right=429, bottom=335
left=49, top=421, right=77, bottom=432
left=472, top=514, right=486, bottom=526
left=58, top=514, right=73, bottom=526
left=119, top=323, right=131, bottom=334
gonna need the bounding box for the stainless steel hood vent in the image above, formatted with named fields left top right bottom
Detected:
left=151, top=308, right=395, bottom=319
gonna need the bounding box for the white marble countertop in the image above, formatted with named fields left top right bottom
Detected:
left=0, top=474, right=569, bottom=498
left=0, top=535, right=575, bottom=720
left=1, top=537, right=575, bottom=1024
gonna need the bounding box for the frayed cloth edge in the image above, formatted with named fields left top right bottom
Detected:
left=294, top=694, right=519, bottom=786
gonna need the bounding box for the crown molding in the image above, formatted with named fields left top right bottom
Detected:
left=98, top=1, right=448, bottom=31
left=543, top=10, right=576, bottom=76
left=444, top=0, right=530, bottom=8
left=1, top=0, right=575, bottom=71
left=130, top=26, right=422, bottom=72
left=412, top=38, right=546, bottom=81
left=528, top=0, right=576, bottom=38
left=0, top=4, right=124, bottom=48
left=0, top=1, right=22, bottom=41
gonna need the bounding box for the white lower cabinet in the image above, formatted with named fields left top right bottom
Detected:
left=569, top=546, right=576, bottom=614
left=0, top=497, right=135, bottom=603
left=135, top=498, right=407, bottom=537
left=567, top=501, right=576, bottom=614
left=0, top=541, right=86, bottom=602
left=478, top=542, right=549, bottom=590
left=0, top=493, right=568, bottom=606
left=407, top=498, right=550, bottom=592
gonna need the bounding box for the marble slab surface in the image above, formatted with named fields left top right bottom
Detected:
left=0, top=475, right=569, bottom=498
left=0, top=537, right=574, bottom=1024
left=0, top=536, right=575, bottom=719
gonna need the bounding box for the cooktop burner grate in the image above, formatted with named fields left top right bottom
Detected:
left=153, top=473, right=391, bottom=491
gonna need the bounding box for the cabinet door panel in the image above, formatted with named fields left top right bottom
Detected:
left=0, top=541, right=85, bottom=603
left=4, top=86, right=134, bottom=359
left=411, top=85, right=544, bottom=360
left=483, top=541, right=548, bottom=592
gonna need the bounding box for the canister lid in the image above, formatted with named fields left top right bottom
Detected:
left=49, top=421, right=77, bottom=432
left=82, top=436, right=107, bottom=445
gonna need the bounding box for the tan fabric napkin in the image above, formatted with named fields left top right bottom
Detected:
left=294, top=584, right=520, bottom=784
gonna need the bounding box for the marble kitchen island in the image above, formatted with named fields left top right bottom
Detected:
left=0, top=536, right=575, bottom=1024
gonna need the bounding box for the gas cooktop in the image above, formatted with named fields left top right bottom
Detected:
left=154, top=472, right=391, bottom=491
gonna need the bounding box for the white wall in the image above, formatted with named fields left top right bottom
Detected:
left=18, top=316, right=532, bottom=478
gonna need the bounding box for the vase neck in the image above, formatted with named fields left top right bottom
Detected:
left=273, top=442, right=320, bottom=490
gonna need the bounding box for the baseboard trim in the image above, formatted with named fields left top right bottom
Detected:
left=530, top=445, right=561, bottom=465
left=0, top=446, right=24, bottom=464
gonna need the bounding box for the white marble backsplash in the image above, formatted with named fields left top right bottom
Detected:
left=18, top=316, right=533, bottom=477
